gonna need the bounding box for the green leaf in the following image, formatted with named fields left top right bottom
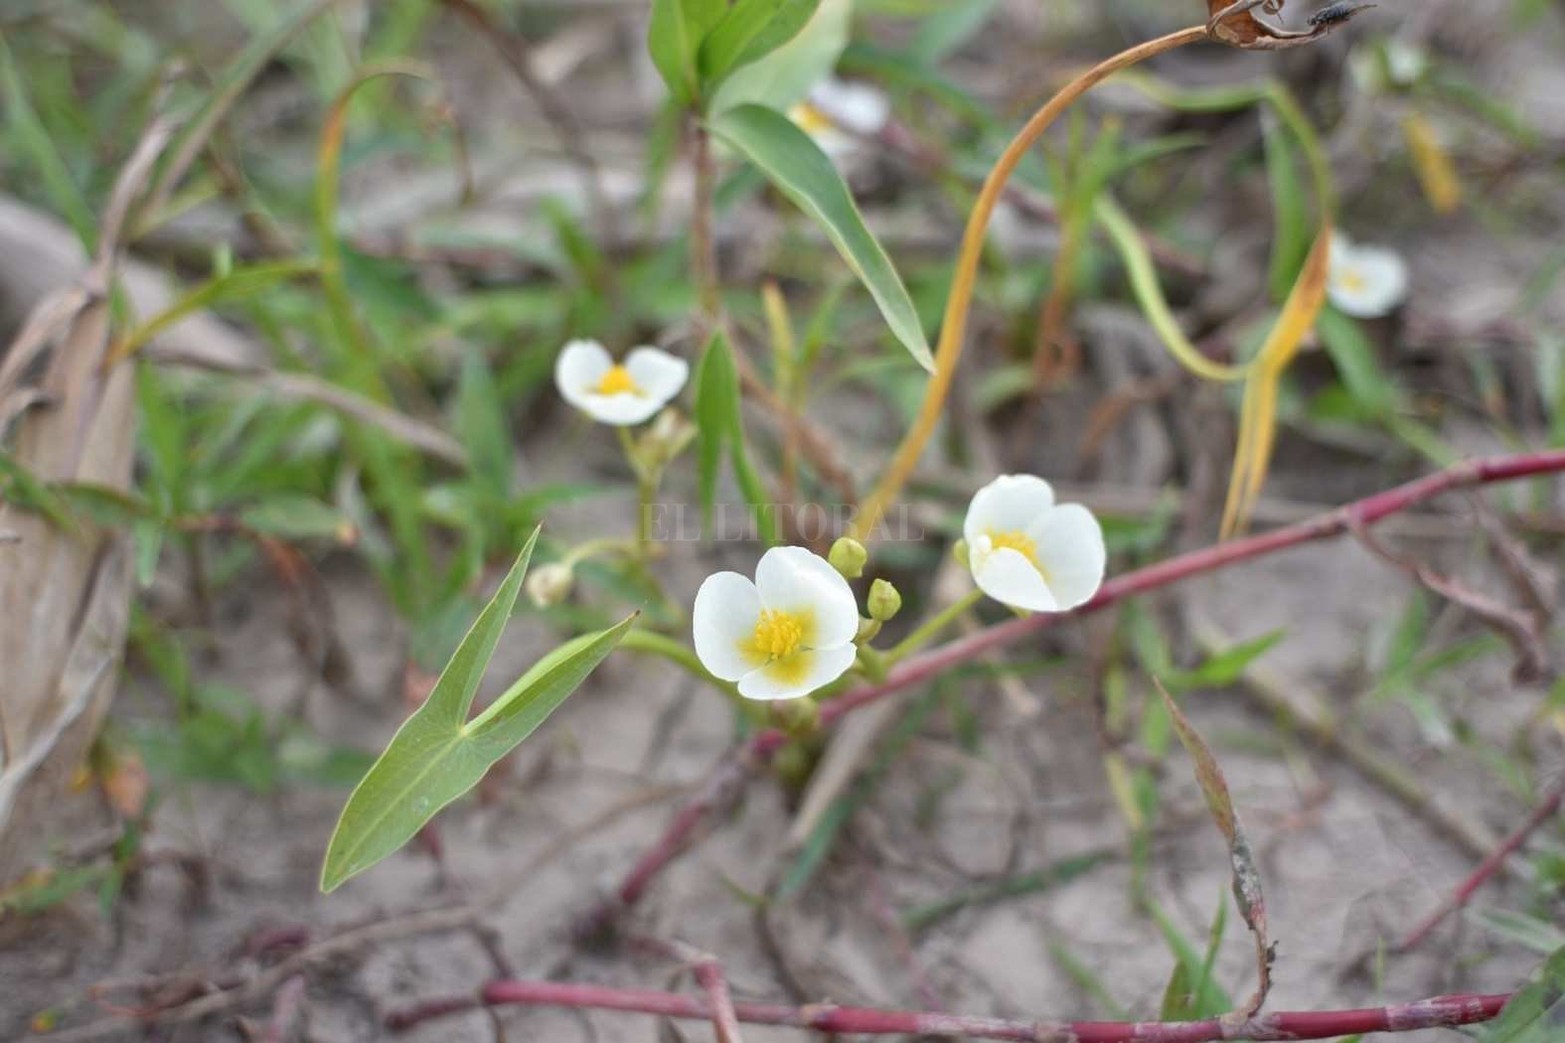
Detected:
left=107, top=261, right=319, bottom=367
left=711, top=0, right=852, bottom=116
left=700, top=0, right=822, bottom=91
left=240, top=494, right=352, bottom=542
left=320, top=530, right=634, bottom=891
left=693, top=332, right=779, bottom=544
left=1317, top=306, right=1401, bottom=414
left=0, top=36, right=94, bottom=246
left=648, top=0, right=726, bottom=104
left=909, top=0, right=1000, bottom=66
left=1262, top=110, right=1310, bottom=302
left=713, top=104, right=934, bottom=373
left=1479, top=947, right=1565, bottom=1043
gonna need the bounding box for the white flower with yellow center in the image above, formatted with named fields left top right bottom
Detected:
left=554, top=339, right=689, bottom=426
left=1327, top=233, right=1409, bottom=319
left=693, top=546, right=860, bottom=701
left=964, top=475, right=1106, bottom=613
left=787, top=77, right=890, bottom=157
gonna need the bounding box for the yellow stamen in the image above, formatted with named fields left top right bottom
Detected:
left=592, top=364, right=642, bottom=397
left=988, top=529, right=1040, bottom=568
left=789, top=102, right=835, bottom=136
left=1337, top=269, right=1367, bottom=294
left=748, top=609, right=806, bottom=660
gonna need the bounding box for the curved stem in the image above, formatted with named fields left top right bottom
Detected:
left=887, top=588, right=983, bottom=664
left=850, top=26, right=1209, bottom=542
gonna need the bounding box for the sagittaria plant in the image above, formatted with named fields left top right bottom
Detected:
left=320, top=0, right=1370, bottom=908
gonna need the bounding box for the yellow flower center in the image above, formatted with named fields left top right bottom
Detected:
left=1337, top=268, right=1367, bottom=294
left=789, top=102, right=835, bottom=136
left=748, top=609, right=807, bottom=660
left=988, top=529, right=1040, bottom=568
left=592, top=364, right=642, bottom=397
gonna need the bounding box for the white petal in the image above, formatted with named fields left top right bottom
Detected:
left=808, top=78, right=890, bottom=136
left=555, top=339, right=612, bottom=412
left=970, top=545, right=1059, bottom=613
left=624, top=347, right=690, bottom=406
left=1327, top=241, right=1409, bottom=319
left=964, top=475, right=1056, bottom=544
left=578, top=392, right=663, bottom=426
left=1028, top=503, right=1106, bottom=611
left=753, top=546, right=859, bottom=648
left=692, top=571, right=764, bottom=682
left=738, top=643, right=857, bottom=701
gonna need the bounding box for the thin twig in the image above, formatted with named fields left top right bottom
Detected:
left=1397, top=775, right=1565, bottom=953
left=387, top=978, right=1514, bottom=1041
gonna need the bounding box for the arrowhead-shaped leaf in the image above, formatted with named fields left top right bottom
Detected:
left=320, top=529, right=635, bottom=891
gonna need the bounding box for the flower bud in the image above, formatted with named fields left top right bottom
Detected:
left=769, top=696, right=821, bottom=737
left=828, top=536, right=868, bottom=579
left=867, top=578, right=902, bottom=622
left=952, top=538, right=969, bottom=567
left=525, top=562, right=575, bottom=608
left=641, top=408, right=698, bottom=469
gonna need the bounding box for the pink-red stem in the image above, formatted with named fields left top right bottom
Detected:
left=590, top=450, right=1565, bottom=926
left=1398, top=776, right=1565, bottom=952
left=385, top=978, right=1513, bottom=1041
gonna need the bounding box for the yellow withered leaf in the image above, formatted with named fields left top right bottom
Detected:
left=1402, top=112, right=1463, bottom=215
left=1220, top=226, right=1332, bottom=539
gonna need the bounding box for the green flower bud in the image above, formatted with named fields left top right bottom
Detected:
left=769, top=696, right=821, bottom=737
left=867, top=578, right=902, bottom=622
left=952, top=538, right=970, bottom=567
left=525, top=562, right=575, bottom=608
left=828, top=536, right=868, bottom=579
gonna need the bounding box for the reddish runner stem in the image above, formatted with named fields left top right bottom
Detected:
left=386, top=979, right=1513, bottom=1041
left=1397, top=775, right=1565, bottom=953
left=590, top=449, right=1565, bottom=925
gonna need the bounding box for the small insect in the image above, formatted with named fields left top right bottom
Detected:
left=1309, top=1, right=1369, bottom=27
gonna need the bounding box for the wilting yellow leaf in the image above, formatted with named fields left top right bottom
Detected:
left=1220, top=226, right=1331, bottom=538
left=1402, top=112, right=1462, bottom=215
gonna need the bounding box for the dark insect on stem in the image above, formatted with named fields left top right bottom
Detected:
left=1309, top=2, right=1371, bottom=26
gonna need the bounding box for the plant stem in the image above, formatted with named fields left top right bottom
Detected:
left=887, top=588, right=983, bottom=664
left=691, top=121, right=721, bottom=327
left=850, top=26, right=1209, bottom=541
left=387, top=979, right=1513, bottom=1040
left=1397, top=775, right=1565, bottom=953
left=591, top=448, right=1565, bottom=923
left=619, top=629, right=739, bottom=700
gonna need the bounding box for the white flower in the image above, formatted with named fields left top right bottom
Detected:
left=964, top=475, right=1105, bottom=613
left=788, top=77, right=890, bottom=156
left=1384, top=40, right=1428, bottom=87
left=554, top=339, right=689, bottom=426
left=693, top=546, right=860, bottom=701
left=1327, top=233, right=1409, bottom=319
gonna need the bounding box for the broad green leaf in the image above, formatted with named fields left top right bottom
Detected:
left=321, top=530, right=635, bottom=890
left=713, top=104, right=934, bottom=373
left=700, top=0, right=821, bottom=91
left=648, top=0, right=726, bottom=104
left=710, top=0, right=852, bottom=116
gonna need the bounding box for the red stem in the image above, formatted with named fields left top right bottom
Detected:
left=1398, top=775, right=1565, bottom=953
left=589, top=450, right=1565, bottom=925
left=383, top=979, right=1513, bottom=1041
